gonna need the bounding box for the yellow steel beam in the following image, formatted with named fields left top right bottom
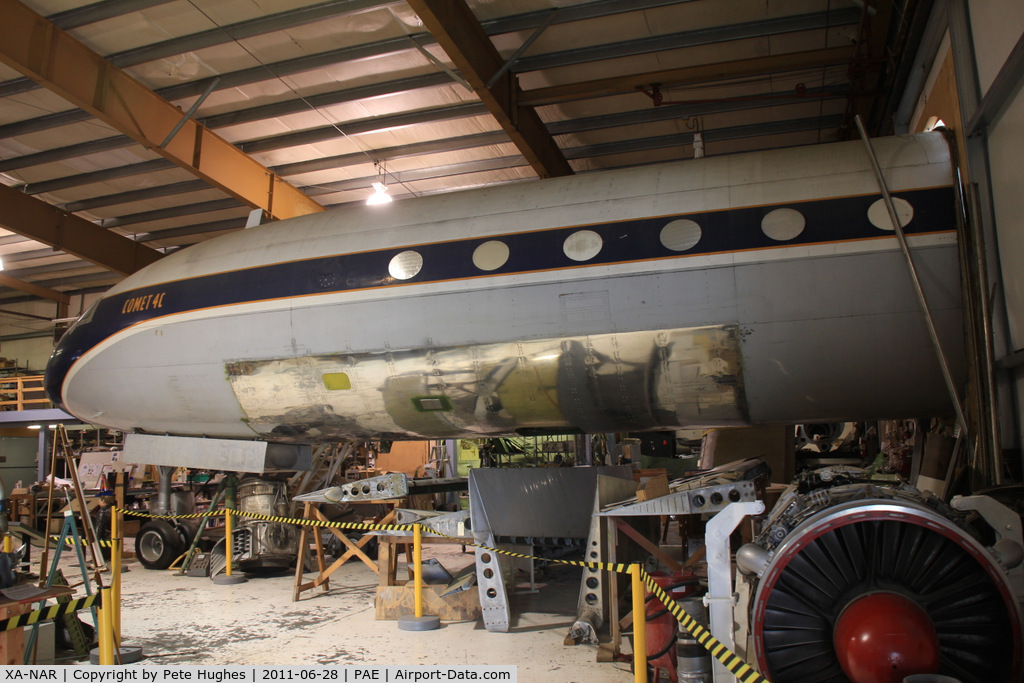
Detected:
left=0, top=0, right=324, bottom=221
left=0, top=183, right=163, bottom=276
left=0, top=273, right=69, bottom=304
left=407, top=0, right=573, bottom=179
left=519, top=47, right=859, bottom=107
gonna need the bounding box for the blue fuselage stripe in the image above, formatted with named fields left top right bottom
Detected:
left=45, top=186, right=955, bottom=405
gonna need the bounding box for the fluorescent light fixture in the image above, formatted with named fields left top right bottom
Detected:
left=367, top=182, right=392, bottom=205
left=28, top=425, right=41, bottom=430
left=0, top=255, right=5, bottom=271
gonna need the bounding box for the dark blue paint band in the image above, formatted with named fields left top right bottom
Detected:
left=114, top=186, right=954, bottom=327
left=45, top=186, right=956, bottom=406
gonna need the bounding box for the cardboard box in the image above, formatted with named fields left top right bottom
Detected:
left=636, top=474, right=669, bottom=501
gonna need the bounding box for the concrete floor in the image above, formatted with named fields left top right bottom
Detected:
left=62, top=543, right=638, bottom=681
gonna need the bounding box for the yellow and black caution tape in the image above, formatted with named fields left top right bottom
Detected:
left=50, top=535, right=113, bottom=548
left=642, top=571, right=770, bottom=683
left=230, top=509, right=635, bottom=574
left=0, top=592, right=100, bottom=632
left=120, top=508, right=224, bottom=521
left=112, top=507, right=770, bottom=680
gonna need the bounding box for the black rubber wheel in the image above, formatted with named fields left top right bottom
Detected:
left=136, top=520, right=184, bottom=570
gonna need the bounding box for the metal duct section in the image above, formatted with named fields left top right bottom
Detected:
left=739, top=469, right=1023, bottom=683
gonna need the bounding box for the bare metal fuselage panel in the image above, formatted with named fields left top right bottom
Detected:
left=46, top=133, right=963, bottom=442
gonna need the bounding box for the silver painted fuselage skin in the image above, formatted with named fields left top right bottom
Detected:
left=45, top=133, right=963, bottom=443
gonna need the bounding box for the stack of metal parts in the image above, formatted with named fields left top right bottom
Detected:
left=468, top=466, right=636, bottom=632
left=571, top=459, right=769, bottom=647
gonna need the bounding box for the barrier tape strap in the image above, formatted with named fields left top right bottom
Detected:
left=641, top=572, right=770, bottom=683
left=113, top=507, right=769, bottom=680
left=0, top=592, right=100, bottom=632
left=126, top=507, right=633, bottom=574
left=50, top=535, right=113, bottom=548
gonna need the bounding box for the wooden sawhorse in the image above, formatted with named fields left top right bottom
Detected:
left=292, top=502, right=401, bottom=601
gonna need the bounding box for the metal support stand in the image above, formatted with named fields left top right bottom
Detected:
left=213, top=504, right=248, bottom=585
left=704, top=501, right=764, bottom=683
left=178, top=481, right=227, bottom=575
left=26, top=508, right=97, bottom=662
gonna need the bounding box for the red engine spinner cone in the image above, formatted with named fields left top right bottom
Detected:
left=833, top=592, right=941, bottom=683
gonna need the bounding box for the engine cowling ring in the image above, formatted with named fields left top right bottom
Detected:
left=749, top=494, right=1022, bottom=683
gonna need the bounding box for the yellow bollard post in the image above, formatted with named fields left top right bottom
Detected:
left=111, top=506, right=121, bottom=645
left=96, top=600, right=107, bottom=664
left=225, top=508, right=233, bottom=576
left=396, top=523, right=439, bottom=631
left=631, top=565, right=647, bottom=683
left=99, top=588, right=114, bottom=665
left=213, top=506, right=247, bottom=585
left=413, top=524, right=423, bottom=618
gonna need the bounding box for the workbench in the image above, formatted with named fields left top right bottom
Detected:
left=0, top=585, right=73, bottom=665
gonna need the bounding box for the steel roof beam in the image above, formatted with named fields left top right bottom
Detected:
left=0, top=60, right=454, bottom=141
left=0, top=273, right=69, bottom=303
left=3, top=260, right=107, bottom=280
left=21, top=271, right=122, bottom=290
left=107, top=0, right=399, bottom=68
left=49, top=0, right=177, bottom=30
left=0, top=0, right=400, bottom=98
left=484, top=0, right=682, bottom=34
left=0, top=136, right=131, bottom=173
left=514, top=8, right=862, bottom=73
left=0, top=0, right=676, bottom=102
left=0, top=13, right=862, bottom=162
left=563, top=114, right=844, bottom=159
left=99, top=198, right=243, bottom=229
left=272, top=131, right=510, bottom=177
left=407, top=0, right=572, bottom=178
left=4, top=109, right=843, bottom=291
left=21, top=159, right=175, bottom=195
left=22, top=84, right=848, bottom=206
left=520, top=47, right=857, bottom=107
left=237, top=102, right=488, bottom=155
left=152, top=2, right=713, bottom=103
left=60, top=180, right=209, bottom=213
left=0, top=0, right=323, bottom=221
left=0, top=183, right=163, bottom=275
left=304, top=155, right=526, bottom=195
left=43, top=113, right=841, bottom=236
left=0, top=41, right=854, bottom=142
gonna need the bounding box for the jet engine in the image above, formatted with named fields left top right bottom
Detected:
left=231, top=476, right=298, bottom=571
left=737, top=469, right=1023, bottom=683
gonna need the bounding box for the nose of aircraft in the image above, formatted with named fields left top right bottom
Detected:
left=44, top=324, right=86, bottom=412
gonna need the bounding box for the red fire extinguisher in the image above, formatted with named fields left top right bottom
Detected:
left=643, top=571, right=701, bottom=682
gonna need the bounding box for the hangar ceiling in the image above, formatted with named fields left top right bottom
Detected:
left=0, top=0, right=930, bottom=312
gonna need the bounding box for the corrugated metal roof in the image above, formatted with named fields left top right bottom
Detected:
left=0, top=0, right=928, bottom=307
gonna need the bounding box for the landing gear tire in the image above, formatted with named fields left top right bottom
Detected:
left=136, top=520, right=184, bottom=570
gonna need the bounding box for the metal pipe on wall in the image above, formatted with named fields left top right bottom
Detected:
left=854, top=115, right=969, bottom=436
left=966, top=179, right=1003, bottom=484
